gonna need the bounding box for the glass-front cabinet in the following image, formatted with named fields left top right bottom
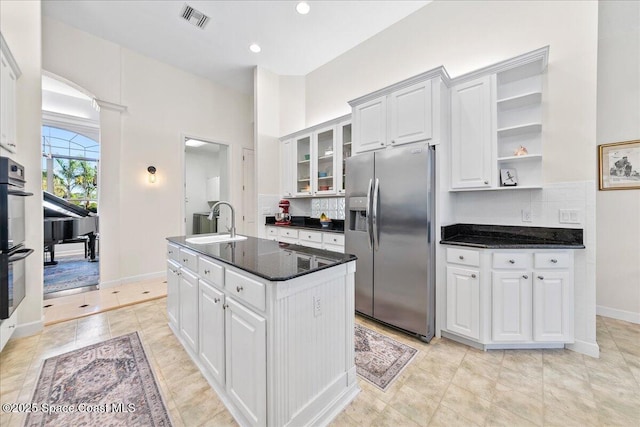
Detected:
left=282, top=114, right=351, bottom=198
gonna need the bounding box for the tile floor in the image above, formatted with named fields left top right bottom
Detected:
left=1, top=297, right=639, bottom=426
left=42, top=278, right=168, bottom=325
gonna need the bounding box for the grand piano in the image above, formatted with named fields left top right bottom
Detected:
left=43, top=191, right=99, bottom=266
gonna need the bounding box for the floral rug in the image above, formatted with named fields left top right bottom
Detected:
left=354, top=324, right=418, bottom=391
left=25, top=332, right=172, bottom=427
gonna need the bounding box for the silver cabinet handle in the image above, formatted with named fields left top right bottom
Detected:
left=380, top=142, right=384, bottom=146
left=509, top=259, right=515, bottom=264
left=214, top=297, right=220, bottom=304
left=471, top=274, right=477, bottom=278
left=551, top=259, right=558, bottom=263
left=459, top=255, right=464, bottom=260
left=372, top=178, right=380, bottom=251
left=484, top=180, right=489, bottom=184
left=366, top=179, right=373, bottom=250
left=522, top=275, right=529, bottom=279
left=333, top=238, right=337, bottom=242
left=204, top=269, right=210, bottom=274
left=223, top=304, right=229, bottom=309
left=538, top=275, right=544, bottom=280
left=8, top=143, right=16, bottom=147
left=308, top=235, right=312, bottom=239
left=183, top=258, right=188, bottom=263
left=236, top=286, right=243, bottom=292
left=168, top=250, right=173, bottom=254
left=391, top=139, right=395, bottom=144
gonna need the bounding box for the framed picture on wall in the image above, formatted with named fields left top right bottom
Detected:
left=599, top=140, right=640, bottom=190
left=500, top=168, right=518, bottom=186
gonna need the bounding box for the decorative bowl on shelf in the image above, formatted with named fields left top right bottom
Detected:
left=320, top=220, right=332, bottom=228
left=319, top=185, right=330, bottom=191
left=303, top=154, right=310, bottom=160
left=318, top=171, right=327, bottom=177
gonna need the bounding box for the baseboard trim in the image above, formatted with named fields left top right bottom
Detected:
left=99, top=271, right=165, bottom=289
left=566, top=339, right=600, bottom=358
left=596, top=305, right=640, bottom=324
left=14, top=318, right=44, bottom=339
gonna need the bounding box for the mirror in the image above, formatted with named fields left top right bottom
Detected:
left=184, top=138, right=229, bottom=235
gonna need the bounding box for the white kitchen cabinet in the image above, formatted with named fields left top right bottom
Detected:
left=267, top=225, right=345, bottom=253
left=0, top=305, right=18, bottom=352
left=450, top=76, right=493, bottom=189
left=533, top=271, right=573, bottom=342
left=225, top=297, right=267, bottom=427
left=0, top=34, right=20, bottom=154
left=199, top=279, right=226, bottom=387
left=298, top=229, right=323, bottom=249
left=166, top=259, right=180, bottom=329
left=282, top=115, right=351, bottom=198
left=353, top=96, right=387, bottom=153
left=449, top=46, right=548, bottom=191
left=446, top=266, right=480, bottom=340
left=443, top=246, right=575, bottom=349
left=352, top=77, right=438, bottom=155
left=491, top=271, right=532, bottom=342
left=179, top=267, right=199, bottom=354
left=389, top=81, right=432, bottom=146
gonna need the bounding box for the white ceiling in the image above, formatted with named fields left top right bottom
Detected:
left=42, top=0, right=430, bottom=94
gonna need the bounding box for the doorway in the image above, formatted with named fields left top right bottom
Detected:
left=184, top=137, right=230, bottom=235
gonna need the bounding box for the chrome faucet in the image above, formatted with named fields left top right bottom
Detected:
left=209, top=201, right=236, bottom=238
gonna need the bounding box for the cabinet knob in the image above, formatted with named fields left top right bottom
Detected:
left=8, top=143, right=16, bottom=147
left=214, top=297, right=220, bottom=304
left=537, top=275, right=544, bottom=280
left=308, top=235, right=312, bottom=238
left=168, top=250, right=173, bottom=254
left=508, top=259, right=515, bottom=264
left=471, top=274, right=477, bottom=278
left=522, top=275, right=529, bottom=279
left=391, top=140, right=395, bottom=144
left=459, top=255, right=464, bottom=260
left=183, top=258, right=188, bottom=263
left=223, top=304, right=229, bottom=310
left=333, top=238, right=337, bottom=242
left=550, top=259, right=558, bottom=263
left=8, top=324, right=15, bottom=329
left=484, top=180, right=489, bottom=185
left=380, top=142, right=384, bottom=146
left=204, top=269, right=210, bottom=274
left=236, top=286, right=244, bottom=292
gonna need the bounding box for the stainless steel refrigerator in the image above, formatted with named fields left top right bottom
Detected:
left=346, top=144, right=435, bottom=341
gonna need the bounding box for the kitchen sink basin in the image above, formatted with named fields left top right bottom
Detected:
left=185, top=234, right=248, bottom=244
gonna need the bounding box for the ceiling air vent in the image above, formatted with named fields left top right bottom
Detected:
left=180, top=3, right=210, bottom=29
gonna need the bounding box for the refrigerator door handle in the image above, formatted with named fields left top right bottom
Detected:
left=366, top=178, right=373, bottom=250
left=372, top=178, right=380, bottom=251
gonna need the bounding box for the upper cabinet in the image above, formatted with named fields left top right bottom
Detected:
left=449, top=46, right=548, bottom=191
left=280, top=115, right=352, bottom=198
left=352, top=76, right=440, bottom=154
left=0, top=33, right=21, bottom=154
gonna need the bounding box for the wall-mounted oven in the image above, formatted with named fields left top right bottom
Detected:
left=0, top=157, right=33, bottom=319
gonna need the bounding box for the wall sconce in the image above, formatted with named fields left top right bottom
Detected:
left=147, top=166, right=157, bottom=183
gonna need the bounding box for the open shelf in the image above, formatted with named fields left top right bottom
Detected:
left=318, top=155, right=333, bottom=160
left=318, top=176, right=333, bottom=180
left=497, top=92, right=542, bottom=110
left=497, top=123, right=542, bottom=138
left=297, top=178, right=310, bottom=182
left=298, top=159, right=310, bottom=164
left=497, top=154, right=542, bottom=162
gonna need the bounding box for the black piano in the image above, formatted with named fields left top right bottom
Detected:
left=43, top=191, right=99, bottom=266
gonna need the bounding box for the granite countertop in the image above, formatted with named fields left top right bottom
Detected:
left=440, top=224, right=585, bottom=249
left=265, top=216, right=345, bottom=234
left=167, top=234, right=356, bottom=281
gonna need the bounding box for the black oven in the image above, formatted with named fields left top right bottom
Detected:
left=1, top=157, right=33, bottom=319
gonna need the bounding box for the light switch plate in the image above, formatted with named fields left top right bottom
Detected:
left=522, top=208, right=532, bottom=222
left=559, top=209, right=580, bottom=224
left=313, top=296, right=322, bottom=317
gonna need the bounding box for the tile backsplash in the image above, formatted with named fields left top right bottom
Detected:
left=311, top=197, right=346, bottom=220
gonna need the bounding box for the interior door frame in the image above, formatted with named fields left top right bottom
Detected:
left=180, top=133, right=231, bottom=236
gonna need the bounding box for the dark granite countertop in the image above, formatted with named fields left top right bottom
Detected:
left=440, top=224, right=585, bottom=249
left=265, top=216, right=344, bottom=234
left=167, top=234, right=356, bottom=281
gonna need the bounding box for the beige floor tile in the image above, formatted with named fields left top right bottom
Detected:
left=428, top=404, right=480, bottom=427
left=493, top=383, right=544, bottom=425
left=451, top=363, right=497, bottom=400
left=403, top=366, right=452, bottom=402
left=497, top=365, right=543, bottom=401
left=343, top=389, right=387, bottom=427
left=388, top=384, right=439, bottom=426
left=329, top=411, right=361, bottom=427
left=543, top=383, right=599, bottom=424
left=371, top=404, right=421, bottom=427
left=440, top=384, right=491, bottom=426
left=485, top=404, right=539, bottom=427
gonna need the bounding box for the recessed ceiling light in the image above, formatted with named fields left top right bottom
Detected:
left=249, top=43, right=261, bottom=53
left=296, top=2, right=310, bottom=15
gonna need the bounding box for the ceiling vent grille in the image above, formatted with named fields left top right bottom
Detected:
left=180, top=4, right=210, bottom=29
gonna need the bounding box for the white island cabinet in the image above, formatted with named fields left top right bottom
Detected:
left=166, top=236, right=359, bottom=427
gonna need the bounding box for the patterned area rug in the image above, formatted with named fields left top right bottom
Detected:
left=44, top=257, right=99, bottom=294
left=355, top=324, right=418, bottom=391
left=25, top=332, right=172, bottom=427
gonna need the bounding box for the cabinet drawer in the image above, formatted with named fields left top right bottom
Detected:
left=300, top=230, right=322, bottom=243
left=225, top=269, right=266, bottom=312
left=167, top=243, right=180, bottom=262
left=199, top=256, right=224, bottom=288
left=446, top=248, right=480, bottom=267
left=534, top=252, right=570, bottom=269
left=323, top=233, right=345, bottom=246
left=278, top=228, right=299, bottom=239
left=266, top=227, right=278, bottom=237
left=493, top=253, right=530, bottom=269
left=323, top=244, right=344, bottom=254
left=179, top=248, right=199, bottom=271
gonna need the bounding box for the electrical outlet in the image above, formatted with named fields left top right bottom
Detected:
left=559, top=209, right=580, bottom=224
left=522, top=208, right=532, bottom=222
left=313, top=296, right=322, bottom=317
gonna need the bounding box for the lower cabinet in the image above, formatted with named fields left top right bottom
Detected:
left=199, top=280, right=226, bottom=386
left=179, top=268, right=199, bottom=354
left=266, top=225, right=345, bottom=253
left=225, top=297, right=266, bottom=427
left=166, top=260, right=180, bottom=329
left=444, top=246, right=575, bottom=349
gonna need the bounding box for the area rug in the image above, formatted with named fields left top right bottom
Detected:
left=43, top=257, right=99, bottom=294
left=354, top=324, right=418, bottom=391
left=25, top=332, right=172, bottom=427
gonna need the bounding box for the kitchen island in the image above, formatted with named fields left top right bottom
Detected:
left=166, top=234, right=359, bottom=427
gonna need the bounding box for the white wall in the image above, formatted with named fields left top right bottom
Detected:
left=0, top=0, right=44, bottom=335
left=43, top=17, right=253, bottom=286
left=596, top=1, right=640, bottom=323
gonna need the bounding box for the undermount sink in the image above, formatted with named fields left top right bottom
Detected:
left=185, top=234, right=248, bottom=244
